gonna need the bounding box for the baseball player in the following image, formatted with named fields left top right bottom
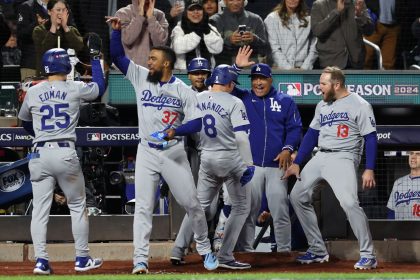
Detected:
left=232, top=62, right=302, bottom=253
left=387, top=151, right=420, bottom=220
left=108, top=17, right=217, bottom=274
left=18, top=47, right=106, bottom=275
left=283, top=66, right=378, bottom=270
left=172, top=64, right=255, bottom=270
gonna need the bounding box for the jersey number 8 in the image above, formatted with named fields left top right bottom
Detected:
left=203, top=114, right=217, bottom=138
left=40, top=104, right=70, bottom=130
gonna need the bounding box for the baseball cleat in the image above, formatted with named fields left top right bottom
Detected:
left=132, top=262, right=149, bottom=274
left=170, top=256, right=186, bottom=265
left=296, top=252, right=329, bottom=264
left=354, top=257, right=377, bottom=270
left=218, top=260, right=251, bottom=270
left=74, top=256, right=103, bottom=272
left=33, top=258, right=51, bottom=275
left=202, top=252, right=219, bottom=270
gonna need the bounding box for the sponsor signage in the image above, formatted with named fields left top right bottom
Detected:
left=0, top=126, right=419, bottom=147
left=108, top=71, right=420, bottom=105
left=0, top=169, right=25, bottom=193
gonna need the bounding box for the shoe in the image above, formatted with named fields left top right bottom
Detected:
left=33, top=258, right=51, bottom=275
left=296, top=252, right=329, bottom=264
left=87, top=207, right=102, bottom=216
left=202, top=252, right=218, bottom=271
left=170, top=256, right=185, bottom=265
left=132, top=262, right=148, bottom=274
left=74, top=256, right=103, bottom=272
left=219, top=260, right=251, bottom=270
left=354, top=257, right=377, bottom=270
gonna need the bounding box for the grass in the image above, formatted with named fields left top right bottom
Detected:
left=1, top=273, right=420, bottom=280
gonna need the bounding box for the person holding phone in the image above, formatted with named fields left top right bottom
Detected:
left=209, top=0, right=268, bottom=65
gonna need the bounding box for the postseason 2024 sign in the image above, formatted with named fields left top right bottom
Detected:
left=108, top=71, right=420, bottom=106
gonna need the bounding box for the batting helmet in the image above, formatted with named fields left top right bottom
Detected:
left=187, top=57, right=211, bottom=73
left=42, top=48, right=72, bottom=75
left=205, top=64, right=240, bottom=86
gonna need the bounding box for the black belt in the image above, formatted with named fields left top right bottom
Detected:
left=35, top=141, right=72, bottom=148
left=319, top=148, right=341, bottom=153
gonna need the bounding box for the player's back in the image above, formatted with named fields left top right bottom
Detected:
left=197, top=90, right=249, bottom=152
left=21, top=80, right=98, bottom=143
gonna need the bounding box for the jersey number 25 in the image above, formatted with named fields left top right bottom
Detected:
left=40, top=104, right=70, bottom=130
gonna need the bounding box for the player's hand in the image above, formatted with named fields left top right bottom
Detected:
left=240, top=165, right=255, bottom=187
left=150, top=124, right=172, bottom=141
left=106, top=16, right=122, bottom=30
left=87, top=33, right=102, bottom=59
left=164, top=128, right=176, bottom=140
left=274, top=150, right=292, bottom=171
left=281, top=163, right=301, bottom=181
left=362, top=169, right=376, bottom=189
left=146, top=0, right=155, bottom=18
left=257, top=211, right=271, bottom=224
left=235, top=45, right=255, bottom=68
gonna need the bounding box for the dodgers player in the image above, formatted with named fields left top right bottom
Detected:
left=18, top=48, right=105, bottom=274
left=108, top=17, right=217, bottom=274
left=232, top=63, right=302, bottom=253
left=172, top=64, right=255, bottom=270
left=283, top=66, right=378, bottom=270
left=387, top=151, right=420, bottom=220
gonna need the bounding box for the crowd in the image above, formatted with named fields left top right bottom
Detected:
left=1, top=0, right=420, bottom=80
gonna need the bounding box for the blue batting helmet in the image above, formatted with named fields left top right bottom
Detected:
left=42, top=48, right=72, bottom=75
left=187, top=57, right=211, bottom=73
left=205, top=64, right=240, bottom=86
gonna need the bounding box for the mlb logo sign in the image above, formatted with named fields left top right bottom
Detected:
left=87, top=133, right=101, bottom=141
left=278, top=83, right=302, bottom=96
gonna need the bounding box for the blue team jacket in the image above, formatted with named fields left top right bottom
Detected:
left=233, top=86, right=302, bottom=168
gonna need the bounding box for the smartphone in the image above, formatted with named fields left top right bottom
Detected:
left=238, top=25, right=247, bottom=35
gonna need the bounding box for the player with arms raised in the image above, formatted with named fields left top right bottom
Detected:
left=283, top=66, right=378, bottom=270
left=18, top=43, right=106, bottom=275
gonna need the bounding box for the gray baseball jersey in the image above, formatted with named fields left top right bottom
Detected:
left=18, top=79, right=99, bottom=261
left=124, top=62, right=212, bottom=266
left=310, top=93, right=376, bottom=155
left=290, top=92, right=376, bottom=259
left=175, top=90, right=251, bottom=264
left=18, top=81, right=99, bottom=142
left=387, top=175, right=420, bottom=220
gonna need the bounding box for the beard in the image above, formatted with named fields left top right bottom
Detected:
left=323, top=87, right=336, bottom=103
left=147, top=70, right=163, bottom=84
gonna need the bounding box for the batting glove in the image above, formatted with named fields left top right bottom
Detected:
left=87, top=32, right=102, bottom=60
left=150, top=125, right=172, bottom=141
left=240, top=165, right=255, bottom=187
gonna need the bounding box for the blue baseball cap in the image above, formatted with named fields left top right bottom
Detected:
left=250, top=63, right=272, bottom=78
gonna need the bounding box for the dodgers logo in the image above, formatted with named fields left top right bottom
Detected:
left=369, top=117, right=376, bottom=127
left=394, top=190, right=420, bottom=206
left=279, top=83, right=302, bottom=96
left=87, top=133, right=101, bottom=141
left=0, top=169, right=25, bottom=193
left=319, top=111, right=350, bottom=127
left=269, top=98, right=281, bottom=112
left=141, top=90, right=182, bottom=110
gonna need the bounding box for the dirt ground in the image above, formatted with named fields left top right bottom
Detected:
left=1, top=252, right=420, bottom=276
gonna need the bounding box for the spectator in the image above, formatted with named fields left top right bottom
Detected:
left=203, top=0, right=218, bottom=17
left=0, top=8, right=10, bottom=69
left=210, top=0, right=268, bottom=65
left=387, top=151, right=420, bottom=220
left=311, top=0, right=374, bottom=69
left=246, top=0, right=278, bottom=20
left=32, top=0, right=83, bottom=76
left=115, top=0, right=169, bottom=67
left=264, top=0, right=317, bottom=70
left=155, top=0, right=184, bottom=46
left=17, top=0, right=49, bottom=80
left=171, top=0, right=223, bottom=70
left=364, top=0, right=401, bottom=69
